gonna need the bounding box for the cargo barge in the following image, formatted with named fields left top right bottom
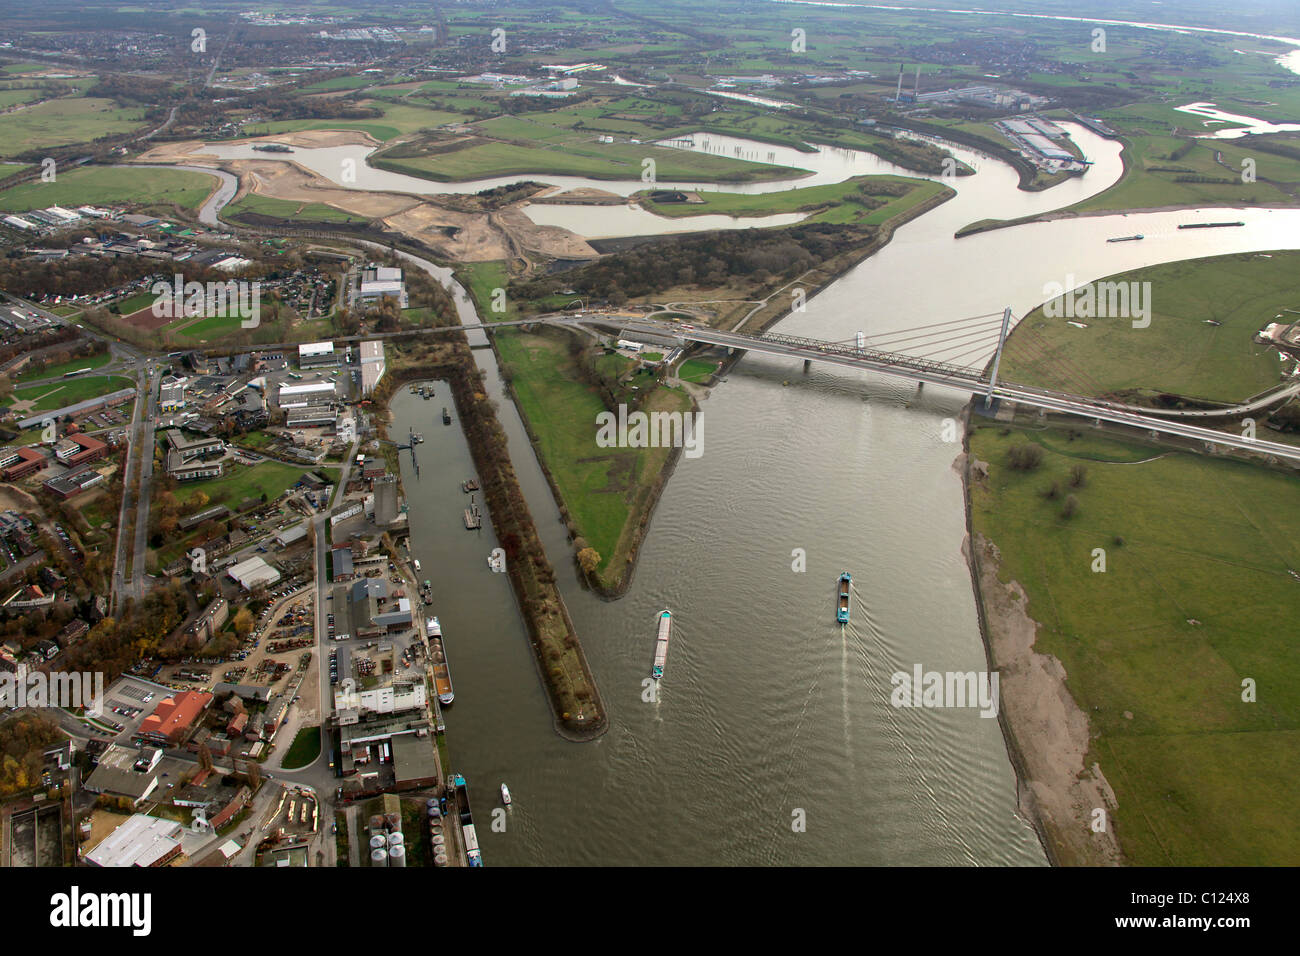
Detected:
left=837, top=572, right=851, bottom=625
left=451, top=773, right=482, bottom=867
left=1106, top=234, right=1144, bottom=242
left=427, top=617, right=454, bottom=705
left=1178, top=221, right=1245, bottom=229
left=651, top=609, right=672, bottom=680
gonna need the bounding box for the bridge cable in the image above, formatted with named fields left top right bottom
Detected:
left=864, top=316, right=1005, bottom=349
left=905, top=327, right=1005, bottom=361
left=861, top=312, right=1006, bottom=345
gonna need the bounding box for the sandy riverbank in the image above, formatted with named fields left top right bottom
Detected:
left=961, top=448, right=1123, bottom=866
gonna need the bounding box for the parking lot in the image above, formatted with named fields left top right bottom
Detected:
left=94, top=675, right=167, bottom=739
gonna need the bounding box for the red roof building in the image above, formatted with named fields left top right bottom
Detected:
left=55, top=433, right=108, bottom=468
left=139, top=690, right=214, bottom=746
left=3, top=447, right=48, bottom=480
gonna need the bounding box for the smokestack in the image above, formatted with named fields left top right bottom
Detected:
left=914, top=64, right=921, bottom=99
left=895, top=64, right=904, bottom=102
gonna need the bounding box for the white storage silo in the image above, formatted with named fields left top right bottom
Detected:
left=371, top=847, right=388, bottom=867
left=389, top=844, right=407, bottom=867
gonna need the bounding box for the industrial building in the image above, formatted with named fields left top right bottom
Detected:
left=373, top=474, right=399, bottom=526
left=335, top=677, right=427, bottom=716
left=43, top=468, right=106, bottom=499
left=332, top=546, right=355, bottom=582
left=0, top=447, right=48, bottom=480
left=286, top=409, right=335, bottom=429
left=138, top=690, right=214, bottom=746
left=227, top=555, right=281, bottom=590
left=53, top=433, right=107, bottom=468
left=84, top=813, right=185, bottom=867
left=299, top=341, right=339, bottom=368
left=83, top=745, right=164, bottom=807
left=158, top=375, right=187, bottom=412
left=340, top=576, right=413, bottom=637
left=165, top=429, right=224, bottom=462
left=1019, top=133, right=1073, bottom=161
left=358, top=340, right=386, bottom=395
left=277, top=381, right=336, bottom=409
left=186, top=598, right=229, bottom=642
left=16, top=387, right=135, bottom=430
left=355, top=265, right=408, bottom=309
left=167, top=453, right=222, bottom=482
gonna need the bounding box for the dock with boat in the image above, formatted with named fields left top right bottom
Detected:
left=464, top=493, right=482, bottom=530
left=461, top=478, right=480, bottom=493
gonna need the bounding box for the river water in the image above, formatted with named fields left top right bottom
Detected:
left=189, top=117, right=1300, bottom=864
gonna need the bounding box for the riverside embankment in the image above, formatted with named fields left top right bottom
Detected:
left=372, top=341, right=607, bottom=742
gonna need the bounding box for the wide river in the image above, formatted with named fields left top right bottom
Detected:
left=207, top=122, right=1300, bottom=864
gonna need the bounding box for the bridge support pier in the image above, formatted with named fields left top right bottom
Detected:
left=803, top=359, right=811, bottom=372
left=917, top=381, right=924, bottom=391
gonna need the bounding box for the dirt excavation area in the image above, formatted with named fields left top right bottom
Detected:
left=137, top=128, right=380, bottom=161
left=135, top=134, right=599, bottom=263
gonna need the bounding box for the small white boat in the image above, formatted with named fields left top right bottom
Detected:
left=500, top=783, right=511, bottom=806
left=487, top=552, right=505, bottom=573
left=413, top=559, right=422, bottom=572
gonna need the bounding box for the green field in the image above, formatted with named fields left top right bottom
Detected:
left=244, top=100, right=464, bottom=142
left=970, top=423, right=1300, bottom=865
left=0, top=88, right=47, bottom=109
left=281, top=725, right=322, bottom=769
left=375, top=138, right=803, bottom=184
left=4, top=374, right=133, bottom=413
left=114, top=291, right=158, bottom=315
left=223, top=192, right=360, bottom=223
left=0, top=97, right=148, bottom=158
left=639, top=175, right=948, bottom=225
left=177, top=460, right=325, bottom=509
left=494, top=328, right=693, bottom=586
left=14, top=350, right=111, bottom=383
left=677, top=357, right=720, bottom=383
left=1070, top=133, right=1299, bottom=214
left=457, top=261, right=519, bottom=322
left=0, top=165, right=215, bottom=213
left=1000, top=251, right=1296, bottom=404
left=301, top=75, right=378, bottom=92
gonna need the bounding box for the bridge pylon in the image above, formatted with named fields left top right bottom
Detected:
left=983, top=306, right=1013, bottom=410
